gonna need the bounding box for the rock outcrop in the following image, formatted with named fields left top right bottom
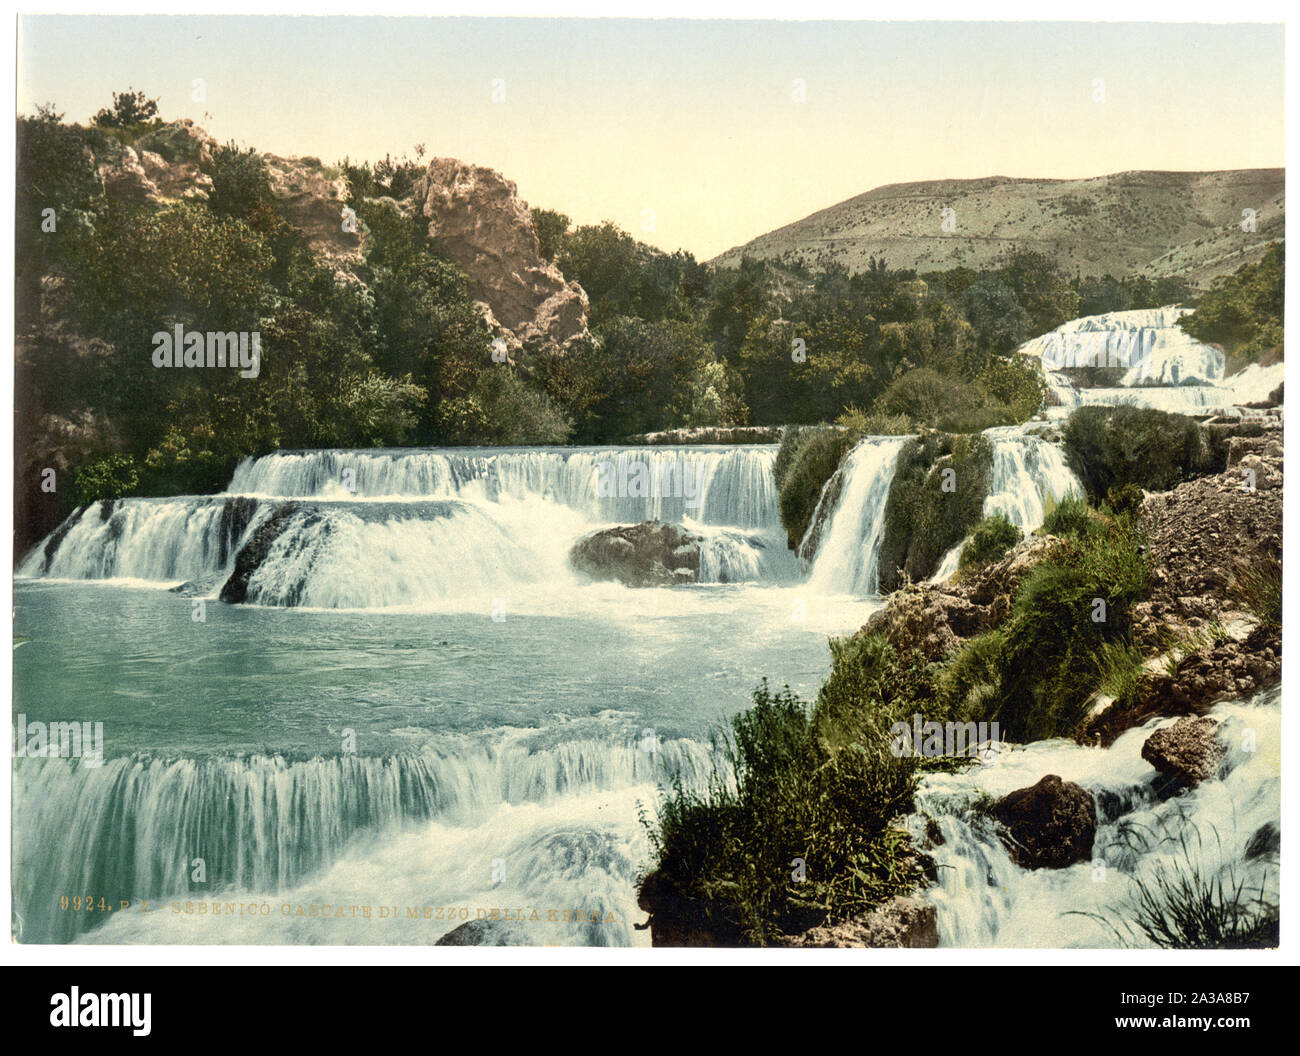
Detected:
left=265, top=155, right=362, bottom=269
left=569, top=520, right=701, bottom=587
left=777, top=896, right=939, bottom=948
left=1141, top=716, right=1226, bottom=788
left=219, top=503, right=298, bottom=604
left=859, top=535, right=1057, bottom=662
left=416, top=157, right=590, bottom=355
left=434, top=918, right=536, bottom=946
left=97, top=120, right=216, bottom=205
left=991, top=774, right=1097, bottom=869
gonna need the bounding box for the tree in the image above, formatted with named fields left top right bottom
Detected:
left=203, top=143, right=273, bottom=220
left=92, top=88, right=159, bottom=129
left=532, top=208, right=570, bottom=264
left=1179, top=243, right=1284, bottom=359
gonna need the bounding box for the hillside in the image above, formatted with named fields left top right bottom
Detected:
left=712, top=169, right=1284, bottom=288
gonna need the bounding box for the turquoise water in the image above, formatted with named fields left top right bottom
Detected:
left=13, top=577, right=867, bottom=945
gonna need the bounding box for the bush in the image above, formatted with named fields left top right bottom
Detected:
left=75, top=454, right=140, bottom=505
left=1063, top=405, right=1207, bottom=500
left=877, top=433, right=992, bottom=591
left=203, top=143, right=273, bottom=220
left=1105, top=482, right=1144, bottom=518
left=1228, top=553, right=1282, bottom=633
left=995, top=515, right=1148, bottom=740
left=774, top=426, right=857, bottom=549
left=1179, top=242, right=1284, bottom=361
left=1087, top=822, right=1280, bottom=949
left=1041, top=494, right=1096, bottom=538
left=876, top=367, right=1013, bottom=433
left=645, top=671, right=928, bottom=946
left=959, top=513, right=1022, bottom=570
left=835, top=406, right=916, bottom=436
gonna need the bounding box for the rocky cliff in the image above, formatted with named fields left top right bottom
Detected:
left=89, top=121, right=589, bottom=356
left=416, top=157, right=590, bottom=355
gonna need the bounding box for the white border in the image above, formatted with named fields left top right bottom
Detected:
left=2, top=1, right=1294, bottom=968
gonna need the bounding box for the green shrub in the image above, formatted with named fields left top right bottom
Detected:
left=75, top=453, right=140, bottom=506
left=876, top=367, right=1013, bottom=433
left=877, top=433, right=992, bottom=591
left=774, top=426, right=857, bottom=549
left=644, top=676, right=926, bottom=945
left=1179, top=242, right=1284, bottom=361
left=1104, top=482, right=1144, bottom=518
left=203, top=142, right=273, bottom=220
left=959, top=513, right=1022, bottom=570
left=1063, top=405, right=1207, bottom=500
left=1041, top=494, right=1096, bottom=538
left=835, top=405, right=916, bottom=436
left=995, top=515, right=1148, bottom=740
left=1228, top=553, right=1282, bottom=632
left=1085, top=822, right=1279, bottom=949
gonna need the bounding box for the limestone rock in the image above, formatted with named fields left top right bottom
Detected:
left=416, top=157, right=590, bottom=354
left=265, top=155, right=362, bottom=268
left=779, top=896, right=938, bottom=948
left=569, top=520, right=700, bottom=588
left=1141, top=716, right=1225, bottom=788
left=991, top=774, right=1096, bottom=869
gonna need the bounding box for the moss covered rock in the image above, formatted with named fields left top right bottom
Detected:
left=877, top=432, right=992, bottom=592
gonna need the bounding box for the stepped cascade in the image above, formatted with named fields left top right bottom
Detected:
left=1016, top=305, right=1284, bottom=414
left=14, top=305, right=1279, bottom=946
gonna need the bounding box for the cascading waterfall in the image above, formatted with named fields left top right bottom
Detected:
left=21, top=446, right=791, bottom=604
left=805, top=437, right=908, bottom=595
left=19, top=496, right=272, bottom=583
left=229, top=446, right=781, bottom=529
left=930, top=424, right=1084, bottom=582
left=12, top=735, right=718, bottom=944
left=1019, top=305, right=1284, bottom=415
left=908, top=686, right=1280, bottom=947
left=15, top=305, right=1280, bottom=948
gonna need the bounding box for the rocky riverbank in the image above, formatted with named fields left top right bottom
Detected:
left=638, top=431, right=1283, bottom=947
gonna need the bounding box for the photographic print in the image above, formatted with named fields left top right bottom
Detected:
left=10, top=13, right=1285, bottom=955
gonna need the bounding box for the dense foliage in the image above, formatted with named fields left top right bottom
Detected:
left=959, top=513, right=1022, bottom=570
left=1063, top=406, right=1209, bottom=500
left=1179, top=243, right=1283, bottom=361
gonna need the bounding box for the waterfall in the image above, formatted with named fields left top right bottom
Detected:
left=21, top=446, right=792, bottom=603
left=228, top=446, right=781, bottom=530
left=18, top=496, right=272, bottom=582
left=908, top=685, right=1280, bottom=947
left=1018, top=307, right=1224, bottom=386
left=805, top=437, right=907, bottom=595
left=981, top=424, right=1083, bottom=531
left=1020, top=305, right=1284, bottom=415
left=12, top=735, right=717, bottom=944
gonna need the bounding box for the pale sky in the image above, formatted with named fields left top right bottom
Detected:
left=17, top=17, right=1286, bottom=260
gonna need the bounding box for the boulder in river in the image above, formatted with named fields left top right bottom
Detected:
left=778, top=895, right=938, bottom=948
left=991, top=774, right=1096, bottom=869
left=569, top=520, right=701, bottom=588
left=1141, top=715, right=1225, bottom=788
left=434, top=918, right=536, bottom=946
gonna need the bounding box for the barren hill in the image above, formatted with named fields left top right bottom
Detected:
left=712, top=169, right=1284, bottom=288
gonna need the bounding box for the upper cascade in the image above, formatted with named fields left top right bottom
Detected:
left=1016, top=304, right=1284, bottom=415
left=1016, top=306, right=1224, bottom=387
left=227, top=446, right=781, bottom=530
